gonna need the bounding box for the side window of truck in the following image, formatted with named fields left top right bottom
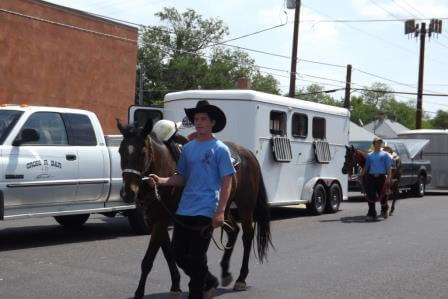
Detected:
left=270, top=111, right=287, bottom=136
left=21, top=112, right=68, bottom=145
left=62, top=113, right=97, bottom=146
left=396, top=143, right=409, bottom=159
left=312, top=117, right=326, bottom=139
left=292, top=113, right=308, bottom=138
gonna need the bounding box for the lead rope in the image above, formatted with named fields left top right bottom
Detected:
left=143, top=176, right=233, bottom=251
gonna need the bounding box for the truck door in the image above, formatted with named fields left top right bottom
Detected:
left=3, top=112, right=78, bottom=208
left=62, top=113, right=107, bottom=203
left=128, top=105, right=163, bottom=127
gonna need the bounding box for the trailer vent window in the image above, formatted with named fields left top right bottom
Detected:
left=312, top=117, right=326, bottom=139
left=314, top=140, right=331, bottom=164
left=292, top=113, right=308, bottom=138
left=271, top=136, right=293, bottom=162
left=270, top=111, right=287, bottom=136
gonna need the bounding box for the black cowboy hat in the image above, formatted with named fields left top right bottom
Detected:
left=184, top=100, right=226, bottom=133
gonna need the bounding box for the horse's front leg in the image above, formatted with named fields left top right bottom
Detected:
left=134, top=224, right=163, bottom=299
left=233, top=218, right=254, bottom=291
left=220, top=218, right=239, bottom=287
left=160, top=226, right=182, bottom=294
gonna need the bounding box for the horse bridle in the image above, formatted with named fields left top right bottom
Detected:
left=122, top=136, right=153, bottom=180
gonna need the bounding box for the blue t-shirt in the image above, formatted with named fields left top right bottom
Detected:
left=365, top=151, right=394, bottom=175
left=176, top=138, right=236, bottom=218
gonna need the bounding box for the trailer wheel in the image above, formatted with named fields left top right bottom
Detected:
left=54, top=214, right=90, bottom=227
left=128, top=208, right=151, bottom=235
left=306, top=183, right=327, bottom=215
left=412, top=175, right=425, bottom=198
left=325, top=183, right=341, bottom=213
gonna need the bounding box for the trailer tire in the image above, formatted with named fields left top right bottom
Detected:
left=412, top=175, right=425, bottom=198
left=54, top=214, right=90, bottom=227
left=128, top=208, right=151, bottom=235
left=325, top=183, right=341, bottom=213
left=306, top=183, right=327, bottom=215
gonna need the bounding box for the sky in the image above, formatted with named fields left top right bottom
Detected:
left=45, top=0, right=448, bottom=120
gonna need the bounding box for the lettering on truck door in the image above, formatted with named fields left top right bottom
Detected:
left=3, top=112, right=78, bottom=208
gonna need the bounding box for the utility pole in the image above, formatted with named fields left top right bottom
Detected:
left=288, top=0, right=301, bottom=98
left=405, top=19, right=442, bottom=129
left=138, top=63, right=144, bottom=105
left=344, top=64, right=352, bottom=109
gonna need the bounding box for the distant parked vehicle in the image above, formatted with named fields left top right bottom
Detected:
left=399, top=129, right=448, bottom=191
left=348, top=139, right=431, bottom=197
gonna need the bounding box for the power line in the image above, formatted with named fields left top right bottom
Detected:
left=352, top=88, right=448, bottom=97
left=368, top=0, right=402, bottom=20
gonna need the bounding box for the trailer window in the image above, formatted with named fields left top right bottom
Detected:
left=270, top=111, right=286, bottom=135
left=292, top=113, right=307, bottom=138
left=62, top=114, right=97, bottom=146
left=312, top=117, right=326, bottom=139
left=20, top=112, right=68, bottom=145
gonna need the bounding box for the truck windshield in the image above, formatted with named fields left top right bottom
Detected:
left=0, top=110, right=23, bottom=144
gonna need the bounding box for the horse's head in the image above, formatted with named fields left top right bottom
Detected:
left=342, top=144, right=357, bottom=175
left=117, top=119, right=153, bottom=203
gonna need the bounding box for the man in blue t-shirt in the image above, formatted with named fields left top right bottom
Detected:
left=149, top=100, right=235, bottom=299
left=362, top=137, right=394, bottom=221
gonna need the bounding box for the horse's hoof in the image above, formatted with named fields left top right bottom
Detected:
left=221, top=273, right=233, bottom=287
left=233, top=281, right=247, bottom=291
left=169, top=290, right=182, bottom=299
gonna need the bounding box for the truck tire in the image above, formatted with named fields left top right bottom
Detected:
left=128, top=208, right=151, bottom=235
left=54, top=214, right=90, bottom=227
left=325, top=183, right=341, bottom=213
left=306, top=183, right=327, bottom=215
left=412, top=175, right=425, bottom=198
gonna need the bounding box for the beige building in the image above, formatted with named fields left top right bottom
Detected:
left=0, top=0, right=138, bottom=133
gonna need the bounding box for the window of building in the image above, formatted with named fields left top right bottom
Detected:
left=270, top=111, right=287, bottom=135
left=292, top=113, right=308, bottom=138
left=312, top=117, right=326, bottom=139
left=21, top=112, right=68, bottom=145
left=62, top=113, right=97, bottom=146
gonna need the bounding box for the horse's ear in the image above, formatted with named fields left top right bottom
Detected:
left=116, top=118, right=125, bottom=134
left=345, top=145, right=349, bottom=150
left=351, top=144, right=355, bottom=150
left=141, top=119, right=153, bottom=137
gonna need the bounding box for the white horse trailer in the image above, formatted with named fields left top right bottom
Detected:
left=130, top=90, right=350, bottom=214
left=399, top=129, right=448, bottom=190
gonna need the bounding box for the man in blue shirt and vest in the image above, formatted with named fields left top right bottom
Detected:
left=149, top=100, right=236, bottom=299
left=362, top=137, right=394, bottom=221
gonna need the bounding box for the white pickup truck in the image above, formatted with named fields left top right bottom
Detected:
left=0, top=105, right=148, bottom=234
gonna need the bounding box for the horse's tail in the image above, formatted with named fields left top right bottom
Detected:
left=254, top=170, right=274, bottom=263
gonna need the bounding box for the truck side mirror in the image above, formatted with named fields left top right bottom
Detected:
left=13, top=128, right=40, bottom=146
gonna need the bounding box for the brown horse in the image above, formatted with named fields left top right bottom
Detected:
left=117, top=120, right=273, bottom=299
left=342, top=145, right=401, bottom=216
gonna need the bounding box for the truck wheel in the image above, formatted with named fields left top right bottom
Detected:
left=412, top=175, right=425, bottom=198
left=306, top=183, right=327, bottom=215
left=128, top=208, right=151, bottom=235
left=325, top=183, right=341, bottom=213
left=54, top=214, right=90, bottom=227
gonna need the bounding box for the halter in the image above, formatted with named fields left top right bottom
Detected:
left=122, top=136, right=153, bottom=180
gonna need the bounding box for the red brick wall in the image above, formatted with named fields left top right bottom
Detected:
left=0, top=0, right=138, bottom=133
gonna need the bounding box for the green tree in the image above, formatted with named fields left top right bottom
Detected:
left=430, top=110, right=448, bottom=129
left=136, top=7, right=280, bottom=104
left=295, top=84, right=342, bottom=106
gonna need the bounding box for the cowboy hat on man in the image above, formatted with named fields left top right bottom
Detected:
left=184, top=100, right=226, bottom=133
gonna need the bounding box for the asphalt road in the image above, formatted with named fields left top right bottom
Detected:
left=1, top=193, right=448, bottom=299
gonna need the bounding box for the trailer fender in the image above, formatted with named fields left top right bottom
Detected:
left=300, top=177, right=337, bottom=203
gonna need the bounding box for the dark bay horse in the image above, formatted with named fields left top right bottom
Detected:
left=342, top=145, right=401, bottom=216
left=117, top=120, right=273, bottom=298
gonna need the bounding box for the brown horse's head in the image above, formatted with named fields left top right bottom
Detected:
left=117, top=119, right=153, bottom=203
left=342, top=145, right=365, bottom=176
